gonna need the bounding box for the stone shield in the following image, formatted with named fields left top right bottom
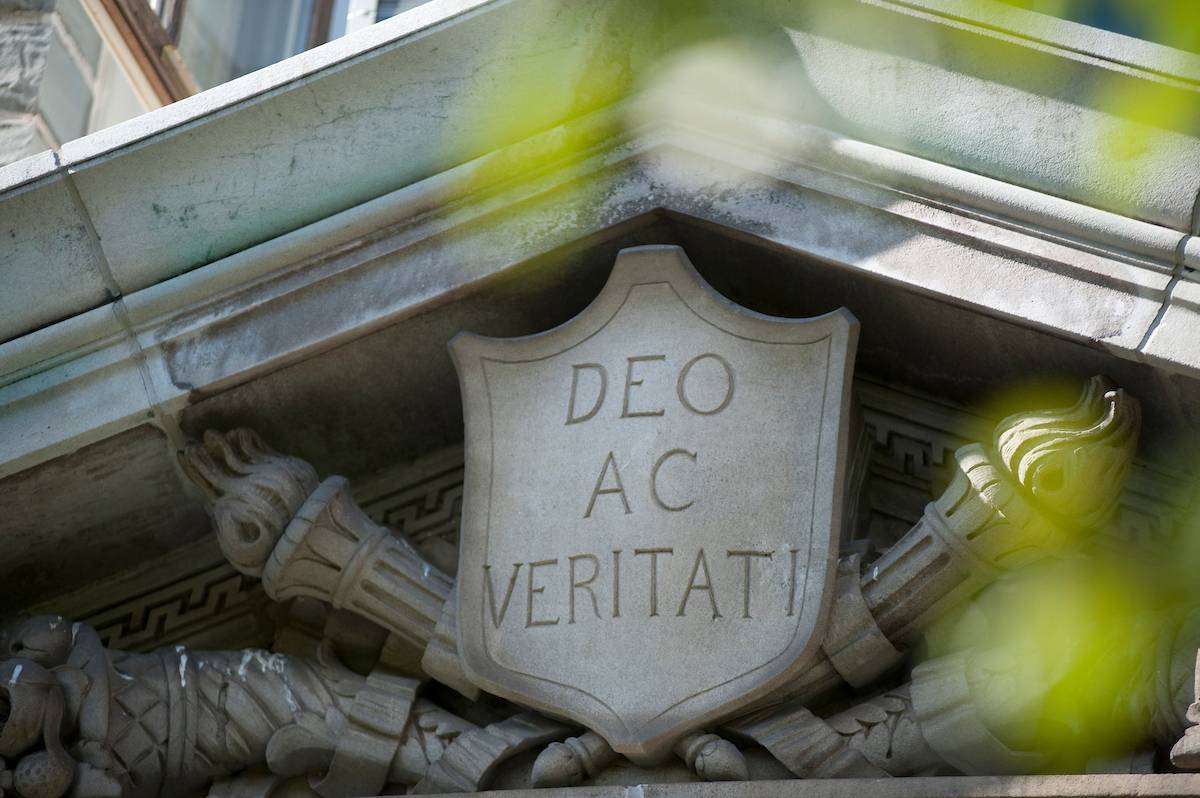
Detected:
left=450, top=245, right=858, bottom=763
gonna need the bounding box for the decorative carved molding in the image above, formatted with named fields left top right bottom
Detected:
left=23, top=376, right=1189, bottom=664
left=86, top=373, right=1155, bottom=796
left=354, top=447, right=466, bottom=578
left=26, top=541, right=271, bottom=654
left=88, top=569, right=266, bottom=653
left=411, top=713, right=573, bottom=795
left=13, top=372, right=1199, bottom=795
left=20, top=444, right=473, bottom=660
left=0, top=616, right=489, bottom=798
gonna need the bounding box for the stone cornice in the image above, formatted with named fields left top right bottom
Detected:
left=1, top=0, right=1199, bottom=487
left=872, top=0, right=1200, bottom=87
left=0, top=107, right=1196, bottom=480
left=2, top=0, right=1199, bottom=343
left=388, top=774, right=1200, bottom=797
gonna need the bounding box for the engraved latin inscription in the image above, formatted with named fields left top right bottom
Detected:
left=482, top=547, right=806, bottom=628
left=677, top=549, right=720, bottom=619
left=479, top=349, right=805, bottom=628
left=566, top=354, right=734, bottom=426
left=622, top=355, right=667, bottom=418
left=585, top=452, right=632, bottom=518
left=566, top=363, right=608, bottom=425
left=574, top=354, right=733, bottom=518
left=728, top=550, right=773, bottom=619
left=569, top=553, right=601, bottom=624
left=484, top=563, right=522, bottom=628
left=651, top=448, right=697, bottom=512
left=485, top=350, right=808, bottom=628
left=455, top=247, right=854, bottom=759
left=527, top=559, right=560, bottom=627
left=677, top=353, right=735, bottom=415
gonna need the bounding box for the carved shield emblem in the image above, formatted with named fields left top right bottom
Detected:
left=450, top=246, right=858, bottom=763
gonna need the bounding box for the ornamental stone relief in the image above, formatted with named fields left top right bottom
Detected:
left=4, top=246, right=1199, bottom=798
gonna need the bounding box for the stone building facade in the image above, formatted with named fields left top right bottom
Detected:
left=2, top=1, right=1200, bottom=796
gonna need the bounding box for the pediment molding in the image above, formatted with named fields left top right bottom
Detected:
left=0, top=111, right=1192, bottom=484
left=25, top=377, right=1192, bottom=651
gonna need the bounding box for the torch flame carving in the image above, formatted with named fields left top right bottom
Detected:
left=992, top=376, right=1141, bottom=530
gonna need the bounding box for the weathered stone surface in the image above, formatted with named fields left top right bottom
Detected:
left=61, top=0, right=657, bottom=293
left=452, top=245, right=858, bottom=763
left=779, top=7, right=1200, bottom=232
left=0, top=170, right=110, bottom=343
left=0, top=14, right=51, bottom=114
left=0, top=1, right=1197, bottom=795
left=0, top=616, right=479, bottom=798
left=0, top=113, right=50, bottom=164
left=1143, top=277, right=1200, bottom=380
left=6, top=369, right=1176, bottom=795
left=389, top=773, right=1200, bottom=798
left=0, top=424, right=211, bottom=608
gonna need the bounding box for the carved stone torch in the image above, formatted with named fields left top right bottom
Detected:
left=534, top=377, right=1143, bottom=784
left=180, top=430, right=738, bottom=784
left=180, top=429, right=474, bottom=698
left=727, top=376, right=1144, bottom=774
left=172, top=375, right=1142, bottom=790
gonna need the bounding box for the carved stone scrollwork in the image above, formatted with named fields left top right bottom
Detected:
left=0, top=615, right=485, bottom=798
left=411, top=713, right=573, bottom=794
left=0, top=658, right=76, bottom=798
left=729, top=686, right=945, bottom=779
left=734, top=603, right=1200, bottom=783
left=909, top=652, right=1049, bottom=775
left=821, top=554, right=904, bottom=690
left=180, top=430, right=319, bottom=579
left=420, top=590, right=479, bottom=701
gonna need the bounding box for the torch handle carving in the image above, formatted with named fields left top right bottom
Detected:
left=181, top=432, right=465, bottom=690
left=764, top=379, right=1140, bottom=708
left=262, top=476, right=453, bottom=652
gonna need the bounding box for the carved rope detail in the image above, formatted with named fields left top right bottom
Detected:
left=0, top=616, right=478, bottom=798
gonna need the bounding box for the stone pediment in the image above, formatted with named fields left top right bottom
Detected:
left=2, top=1, right=1200, bottom=795
left=3, top=240, right=1189, bottom=798
left=3, top=0, right=1200, bottom=606
left=2, top=125, right=1198, bottom=609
